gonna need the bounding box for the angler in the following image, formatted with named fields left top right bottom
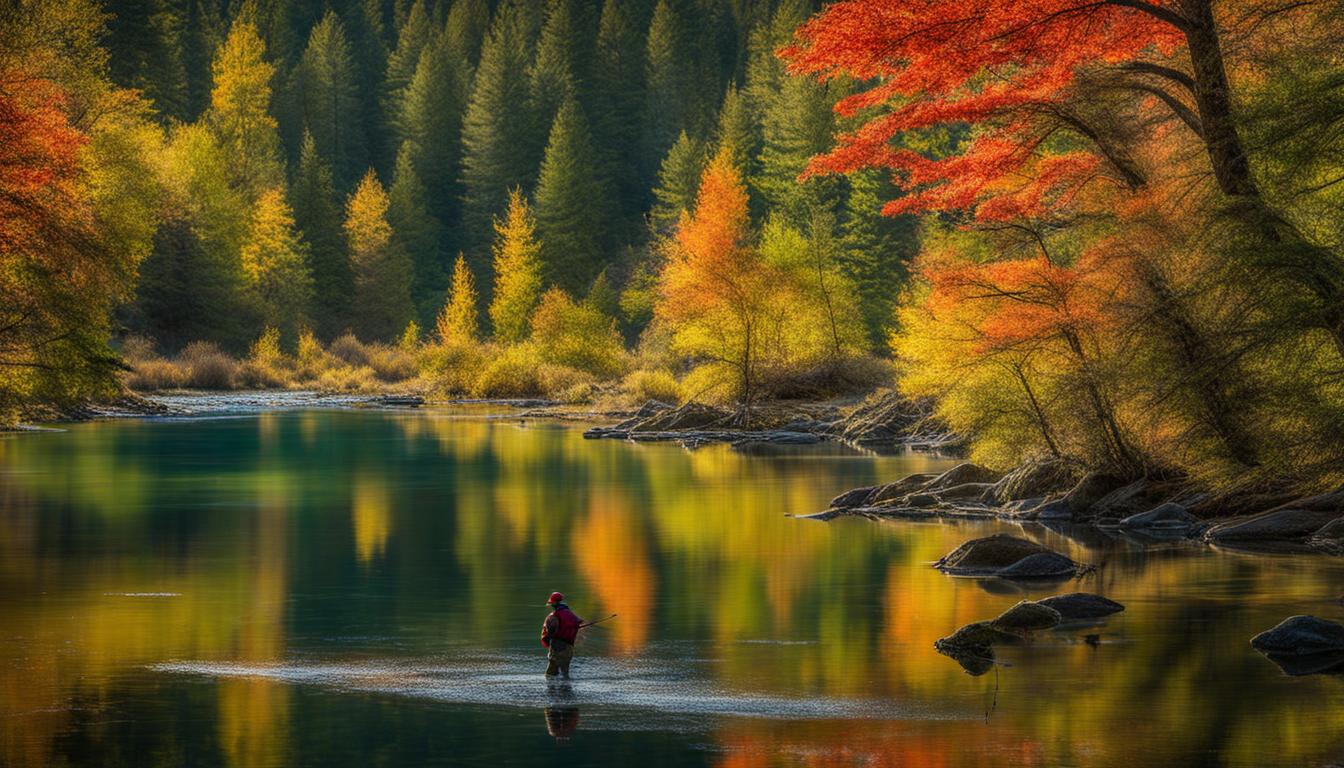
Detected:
left=541, top=592, right=584, bottom=679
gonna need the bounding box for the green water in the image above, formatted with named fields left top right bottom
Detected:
left=1, top=406, right=1342, bottom=767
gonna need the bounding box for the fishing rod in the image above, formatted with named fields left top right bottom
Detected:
left=579, top=614, right=617, bottom=629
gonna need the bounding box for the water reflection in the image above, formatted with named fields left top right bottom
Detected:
left=1, top=411, right=1343, bottom=767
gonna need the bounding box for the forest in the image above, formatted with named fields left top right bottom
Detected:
left=3, top=0, right=1344, bottom=494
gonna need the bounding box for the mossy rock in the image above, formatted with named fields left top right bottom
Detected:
left=996, top=551, right=1082, bottom=579
left=934, top=534, right=1051, bottom=575
left=990, top=600, right=1062, bottom=633
left=1037, top=593, right=1125, bottom=620
left=935, top=621, right=1020, bottom=650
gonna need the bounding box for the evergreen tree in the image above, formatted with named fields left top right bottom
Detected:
left=642, top=0, right=697, bottom=183
left=290, top=132, right=352, bottom=339
left=384, top=0, right=435, bottom=115
left=714, top=82, right=758, bottom=179
left=397, top=29, right=472, bottom=230
left=650, top=131, right=706, bottom=235
left=445, top=0, right=491, bottom=68
left=345, top=170, right=415, bottom=340
left=437, top=253, right=481, bottom=344
left=292, top=12, right=367, bottom=192
left=592, top=0, right=648, bottom=221
left=530, top=0, right=597, bottom=133
left=180, top=0, right=223, bottom=120
left=757, top=64, right=844, bottom=225
left=388, top=143, right=447, bottom=327
left=104, top=0, right=189, bottom=120
left=534, top=98, right=611, bottom=294
left=459, top=0, right=543, bottom=266
left=208, top=18, right=283, bottom=201
left=488, top=188, right=544, bottom=343
left=841, top=170, right=917, bottom=347
left=241, top=188, right=315, bottom=343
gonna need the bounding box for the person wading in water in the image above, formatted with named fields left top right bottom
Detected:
left=541, top=592, right=584, bottom=679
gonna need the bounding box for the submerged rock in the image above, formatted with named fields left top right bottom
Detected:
left=934, top=534, right=1052, bottom=574
left=990, top=600, right=1062, bottom=634
left=934, top=642, right=998, bottom=676
left=1036, top=593, right=1125, bottom=620
left=1309, top=518, right=1344, bottom=554
left=1118, top=503, right=1199, bottom=533
left=1090, top=479, right=1175, bottom=522
left=996, top=552, right=1083, bottom=579
left=1205, top=508, right=1342, bottom=543
left=1251, top=616, right=1344, bottom=656
left=935, top=621, right=1021, bottom=651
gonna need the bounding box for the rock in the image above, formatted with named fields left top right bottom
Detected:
left=868, top=474, right=938, bottom=504
left=996, top=552, right=1083, bottom=579
left=1033, top=500, right=1073, bottom=521
left=836, top=389, right=931, bottom=445
left=1118, top=503, right=1199, bottom=532
left=1052, top=472, right=1130, bottom=521
left=1251, top=616, right=1344, bottom=656
left=934, top=534, right=1053, bottom=575
left=990, top=600, right=1062, bottom=633
left=937, top=482, right=997, bottom=501
left=1090, top=479, right=1175, bottom=522
left=935, top=621, right=1020, bottom=650
left=1310, top=518, right=1344, bottom=554
left=629, top=401, right=733, bottom=432
left=926, top=463, right=1002, bottom=492
left=1205, top=508, right=1342, bottom=543
left=904, top=492, right=940, bottom=508
left=1036, top=593, right=1125, bottom=620
left=830, top=485, right=878, bottom=509
left=1259, top=650, right=1344, bottom=677
left=983, top=459, right=1084, bottom=505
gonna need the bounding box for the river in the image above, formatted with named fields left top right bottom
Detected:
left=1, top=404, right=1342, bottom=766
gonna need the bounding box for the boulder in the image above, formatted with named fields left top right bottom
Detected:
left=829, top=485, right=878, bottom=509
left=1091, top=479, right=1175, bottom=522
left=1205, top=508, right=1343, bottom=543
left=1251, top=616, right=1344, bottom=656
left=904, top=492, right=940, bottom=508
left=1310, top=517, right=1344, bottom=554
left=628, top=402, right=732, bottom=433
left=934, top=643, right=997, bottom=677
left=1036, top=593, right=1125, bottom=620
left=869, top=474, right=938, bottom=504
left=937, top=482, right=997, bottom=501
left=1118, top=503, right=1199, bottom=533
left=990, top=600, right=1062, bottom=633
left=934, top=534, right=1052, bottom=575
left=996, top=551, right=1083, bottom=579
left=935, top=621, right=1020, bottom=650
left=1052, top=472, right=1130, bottom=521
left=926, top=463, right=1002, bottom=492
left=984, top=459, right=1084, bottom=505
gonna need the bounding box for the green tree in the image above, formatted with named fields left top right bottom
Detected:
left=104, top=0, right=189, bottom=120
left=388, top=143, right=447, bottom=327
left=445, top=0, right=490, bottom=68
left=291, top=12, right=367, bottom=192
left=642, top=0, right=698, bottom=182
left=650, top=131, right=706, bottom=235
left=208, top=18, right=283, bottom=200
left=437, top=253, right=481, bottom=345
left=592, top=0, right=647, bottom=221
left=289, top=132, right=352, bottom=338
left=397, top=29, right=472, bottom=230
left=488, top=189, right=545, bottom=343
left=241, top=188, right=315, bottom=342
left=459, top=0, right=542, bottom=263
left=530, top=0, right=595, bottom=134
left=841, top=170, right=916, bottom=346
left=534, top=98, right=611, bottom=294
left=384, top=0, right=435, bottom=109
left=345, top=170, right=415, bottom=340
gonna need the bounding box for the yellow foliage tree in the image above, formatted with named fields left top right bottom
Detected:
left=437, top=253, right=480, bottom=345
left=530, top=287, right=626, bottom=377
left=488, top=188, right=544, bottom=343
left=240, top=188, right=314, bottom=344
left=345, top=170, right=415, bottom=341
left=209, top=19, right=282, bottom=200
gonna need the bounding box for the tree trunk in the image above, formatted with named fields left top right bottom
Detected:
left=1179, top=0, right=1256, bottom=197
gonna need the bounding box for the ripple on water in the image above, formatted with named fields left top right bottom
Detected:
left=150, top=653, right=962, bottom=724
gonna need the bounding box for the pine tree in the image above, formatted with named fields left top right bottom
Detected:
left=437, top=253, right=480, bottom=344
left=842, top=170, right=916, bottom=347
left=241, top=188, right=315, bottom=343
left=534, top=98, right=611, bottom=294
left=208, top=18, right=283, bottom=201
left=488, top=189, right=545, bottom=343
left=459, top=0, right=543, bottom=265
left=530, top=0, right=597, bottom=134
left=343, top=0, right=392, bottom=175
left=642, top=0, right=696, bottom=183
left=397, top=29, right=472, bottom=230
left=651, top=131, right=706, bottom=235
left=714, top=83, right=758, bottom=179
left=345, top=170, right=415, bottom=340
left=384, top=0, right=435, bottom=115
left=290, top=133, right=351, bottom=339
left=181, top=0, right=223, bottom=120
left=592, top=0, right=647, bottom=221
left=757, top=63, right=844, bottom=226
left=292, top=12, right=367, bottom=192
left=388, top=143, right=447, bottom=327
left=445, top=0, right=491, bottom=68
left=104, top=0, right=190, bottom=120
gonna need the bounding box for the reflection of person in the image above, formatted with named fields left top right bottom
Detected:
left=541, top=591, right=584, bottom=678
left=544, top=706, right=580, bottom=742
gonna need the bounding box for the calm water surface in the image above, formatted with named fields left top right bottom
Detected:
left=1, top=406, right=1342, bottom=767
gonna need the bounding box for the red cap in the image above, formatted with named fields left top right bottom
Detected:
left=547, top=591, right=565, bottom=605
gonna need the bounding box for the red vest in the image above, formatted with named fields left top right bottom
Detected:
left=544, top=606, right=582, bottom=644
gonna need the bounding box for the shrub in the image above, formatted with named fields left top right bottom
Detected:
left=120, top=335, right=157, bottom=364
left=125, top=359, right=185, bottom=391
left=364, top=343, right=418, bottom=382
left=621, top=369, right=681, bottom=405
left=178, top=342, right=239, bottom=389
left=471, top=344, right=545, bottom=398
left=420, top=340, right=489, bottom=396
left=327, top=333, right=369, bottom=367
left=530, top=288, right=627, bottom=377
left=537, top=363, right=595, bottom=398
